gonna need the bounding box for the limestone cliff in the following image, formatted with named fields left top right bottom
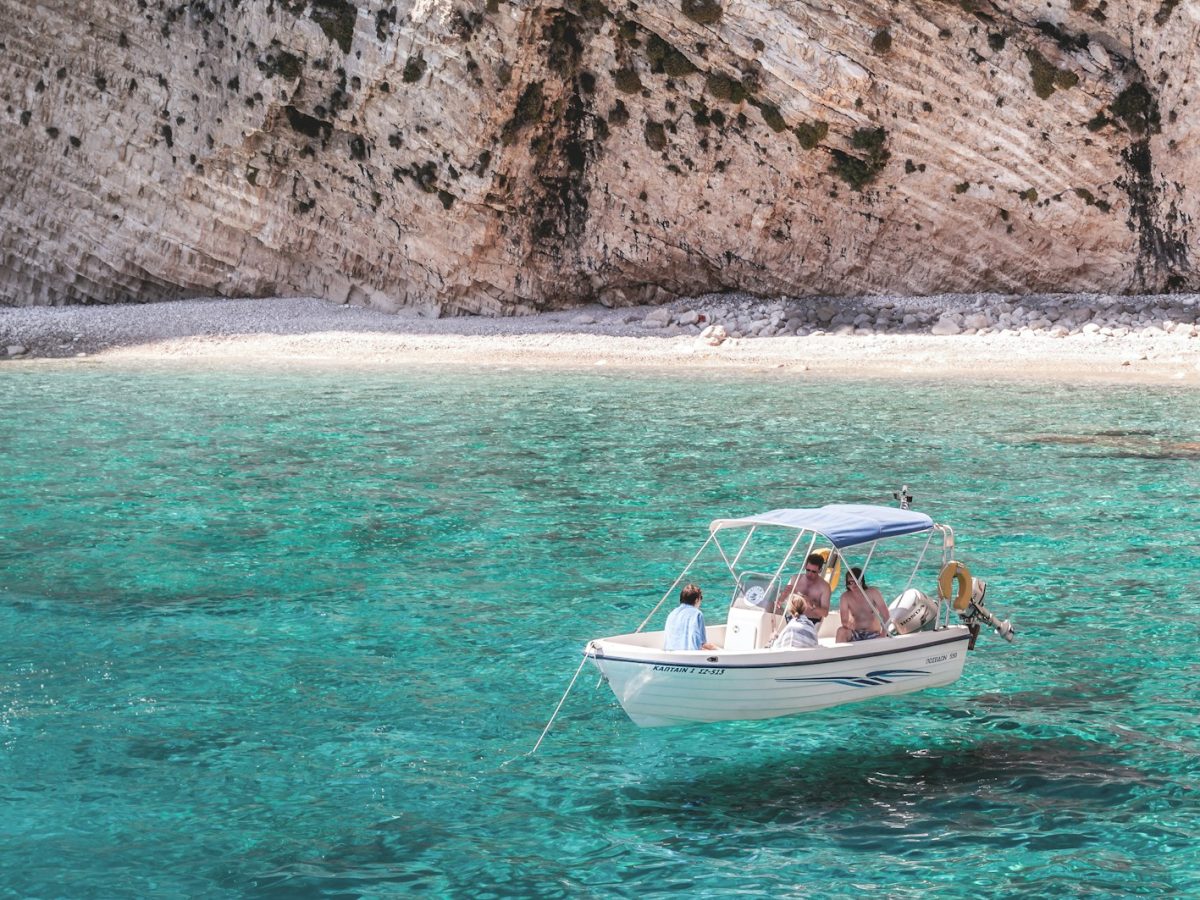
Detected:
left=1, top=0, right=1196, bottom=313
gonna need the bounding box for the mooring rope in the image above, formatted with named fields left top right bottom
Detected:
left=524, top=650, right=591, bottom=757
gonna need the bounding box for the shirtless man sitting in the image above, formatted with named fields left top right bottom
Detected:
left=835, top=566, right=890, bottom=642
left=780, top=552, right=832, bottom=620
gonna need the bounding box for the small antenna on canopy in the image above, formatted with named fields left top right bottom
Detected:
left=893, top=485, right=913, bottom=509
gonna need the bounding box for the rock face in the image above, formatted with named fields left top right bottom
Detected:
left=0, top=0, right=1196, bottom=313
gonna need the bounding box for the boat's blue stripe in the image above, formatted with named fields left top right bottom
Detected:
left=585, top=632, right=970, bottom=670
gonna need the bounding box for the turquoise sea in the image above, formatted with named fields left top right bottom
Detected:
left=2, top=364, right=1198, bottom=897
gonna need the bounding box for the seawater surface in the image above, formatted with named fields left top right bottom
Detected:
left=2, top=364, right=1198, bottom=898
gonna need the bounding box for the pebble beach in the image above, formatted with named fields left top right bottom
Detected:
left=3, top=292, right=1200, bottom=383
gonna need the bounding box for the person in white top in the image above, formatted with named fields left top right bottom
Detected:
left=771, top=592, right=823, bottom=649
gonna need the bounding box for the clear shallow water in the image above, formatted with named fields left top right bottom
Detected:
left=2, top=365, right=1198, bottom=898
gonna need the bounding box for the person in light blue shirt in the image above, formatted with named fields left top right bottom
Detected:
left=663, top=583, right=718, bottom=651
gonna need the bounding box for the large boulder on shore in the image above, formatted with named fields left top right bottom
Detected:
left=0, top=0, right=1195, bottom=313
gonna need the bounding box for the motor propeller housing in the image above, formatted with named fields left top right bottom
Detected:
left=959, top=577, right=1015, bottom=643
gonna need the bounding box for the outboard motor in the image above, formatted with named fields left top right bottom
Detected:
left=889, top=588, right=938, bottom=634
left=958, top=577, right=1016, bottom=644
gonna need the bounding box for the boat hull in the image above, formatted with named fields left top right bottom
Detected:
left=586, top=627, right=972, bottom=727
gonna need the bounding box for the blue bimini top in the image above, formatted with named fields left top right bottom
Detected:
left=708, top=504, right=935, bottom=549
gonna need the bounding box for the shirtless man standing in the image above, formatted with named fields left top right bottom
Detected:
left=781, top=552, right=832, bottom=620
left=835, top=566, right=890, bottom=642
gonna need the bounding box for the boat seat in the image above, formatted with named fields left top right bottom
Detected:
left=817, top=610, right=842, bottom=640
left=724, top=573, right=783, bottom=649
left=725, top=606, right=781, bottom=650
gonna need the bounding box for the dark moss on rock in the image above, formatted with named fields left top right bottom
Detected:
left=1026, top=50, right=1056, bottom=99
left=1025, top=49, right=1076, bottom=100
left=645, top=34, right=697, bottom=77
left=871, top=29, right=892, bottom=54
left=310, top=0, right=357, bottom=55
left=755, top=101, right=786, bottom=132
left=259, top=50, right=303, bottom=80
left=829, top=127, right=889, bottom=191
left=449, top=8, right=484, bottom=39
left=608, top=99, right=630, bottom=125
left=543, top=10, right=586, bottom=76
left=1073, top=187, right=1096, bottom=205
left=613, top=68, right=643, bottom=94
left=402, top=54, right=427, bottom=83
left=681, top=0, right=722, bottom=25
left=1036, top=19, right=1088, bottom=51
left=285, top=105, right=333, bottom=140
left=1119, top=138, right=1187, bottom=289
left=644, top=119, right=667, bottom=151
left=576, top=0, right=608, bottom=20
left=1111, top=82, right=1161, bottom=135
left=501, top=81, right=545, bottom=145
left=1155, top=0, right=1181, bottom=25
left=987, top=32, right=1006, bottom=51
left=793, top=119, right=828, bottom=150
left=375, top=6, right=396, bottom=40
left=399, top=160, right=438, bottom=193
left=438, top=189, right=456, bottom=209
left=706, top=72, right=747, bottom=104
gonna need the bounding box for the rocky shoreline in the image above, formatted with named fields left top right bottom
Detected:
left=583, top=291, right=1200, bottom=340
left=3, top=292, right=1199, bottom=383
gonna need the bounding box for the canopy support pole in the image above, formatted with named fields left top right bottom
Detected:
left=635, top=533, right=716, bottom=633
left=729, top=527, right=756, bottom=572
left=767, top=530, right=808, bottom=611
left=901, top=531, right=936, bottom=592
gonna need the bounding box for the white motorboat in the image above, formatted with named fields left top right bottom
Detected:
left=585, top=496, right=1014, bottom=727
